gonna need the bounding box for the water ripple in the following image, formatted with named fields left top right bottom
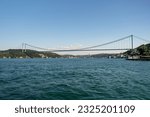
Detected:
left=0, top=58, right=150, bottom=99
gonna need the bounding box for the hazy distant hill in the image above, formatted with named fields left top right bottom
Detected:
left=0, top=49, right=61, bottom=58
left=90, top=53, right=119, bottom=58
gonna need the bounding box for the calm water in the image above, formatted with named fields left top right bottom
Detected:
left=0, top=58, right=150, bottom=100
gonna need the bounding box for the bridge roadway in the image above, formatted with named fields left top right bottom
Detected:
left=50, top=48, right=130, bottom=52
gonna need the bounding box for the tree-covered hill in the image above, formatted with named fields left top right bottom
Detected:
left=0, top=49, right=61, bottom=58
left=124, top=43, right=150, bottom=56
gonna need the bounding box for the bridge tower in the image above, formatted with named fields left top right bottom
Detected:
left=22, top=43, right=24, bottom=53
left=131, top=35, right=134, bottom=49
left=22, top=43, right=27, bottom=53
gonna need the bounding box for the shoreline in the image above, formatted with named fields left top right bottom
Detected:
left=127, top=56, right=150, bottom=61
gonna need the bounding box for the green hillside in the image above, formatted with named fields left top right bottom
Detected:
left=124, top=43, right=150, bottom=56
left=0, top=49, right=61, bottom=58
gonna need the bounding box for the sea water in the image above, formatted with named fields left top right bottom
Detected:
left=0, top=58, right=150, bottom=100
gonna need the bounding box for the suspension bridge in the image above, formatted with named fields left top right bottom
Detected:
left=22, top=35, right=150, bottom=53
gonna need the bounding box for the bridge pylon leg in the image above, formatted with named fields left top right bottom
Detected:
left=22, top=43, right=27, bottom=52
left=22, top=43, right=24, bottom=53
left=131, top=35, right=134, bottom=50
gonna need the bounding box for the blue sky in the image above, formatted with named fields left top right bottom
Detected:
left=0, top=0, right=150, bottom=53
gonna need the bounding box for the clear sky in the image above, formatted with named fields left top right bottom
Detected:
left=0, top=0, right=150, bottom=53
